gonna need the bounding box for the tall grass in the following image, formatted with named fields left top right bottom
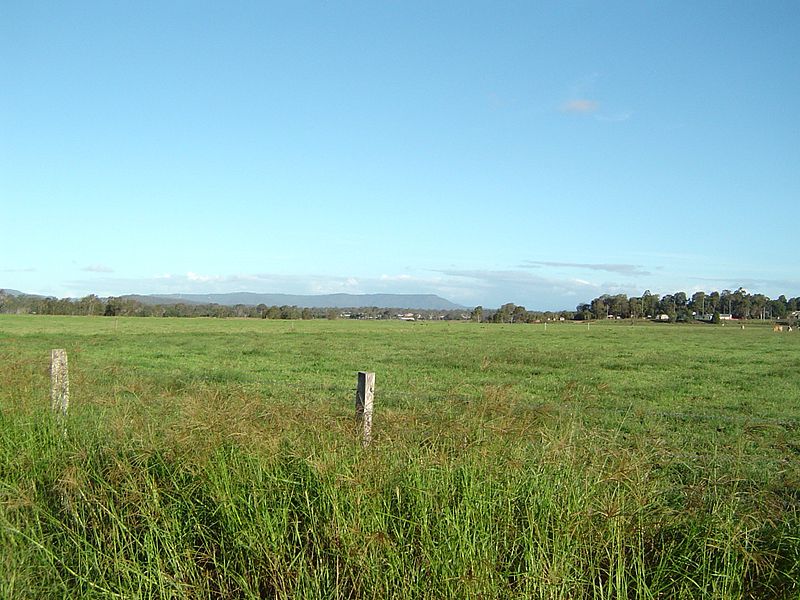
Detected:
left=1, top=316, right=799, bottom=598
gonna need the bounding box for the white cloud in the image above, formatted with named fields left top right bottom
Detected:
left=560, top=99, right=598, bottom=113
left=432, top=268, right=604, bottom=309
left=82, top=264, right=114, bottom=273
left=522, top=260, right=651, bottom=276
left=596, top=111, right=632, bottom=123
left=380, top=274, right=414, bottom=282
left=187, top=271, right=221, bottom=283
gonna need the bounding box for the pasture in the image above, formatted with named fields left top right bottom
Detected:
left=1, top=315, right=799, bottom=598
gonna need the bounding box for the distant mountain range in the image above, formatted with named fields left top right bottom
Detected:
left=120, top=292, right=465, bottom=310
left=1, top=288, right=466, bottom=310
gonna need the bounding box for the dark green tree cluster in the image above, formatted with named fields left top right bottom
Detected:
left=0, top=292, right=110, bottom=316
left=0, top=291, right=319, bottom=319
left=575, top=287, right=800, bottom=322
left=471, top=303, right=575, bottom=324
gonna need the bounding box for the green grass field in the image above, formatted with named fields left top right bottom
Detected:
left=1, top=315, right=799, bottom=598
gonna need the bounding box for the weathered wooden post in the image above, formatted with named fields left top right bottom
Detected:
left=355, top=371, right=375, bottom=447
left=50, top=349, right=69, bottom=417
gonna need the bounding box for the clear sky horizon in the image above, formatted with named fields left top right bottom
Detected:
left=3, top=2, right=798, bottom=310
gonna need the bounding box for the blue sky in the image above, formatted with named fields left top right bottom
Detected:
left=2, top=2, right=798, bottom=310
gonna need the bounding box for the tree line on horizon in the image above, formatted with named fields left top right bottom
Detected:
left=574, top=287, right=800, bottom=322
left=0, top=291, right=470, bottom=320
left=2, top=287, right=798, bottom=323
left=471, top=287, right=800, bottom=324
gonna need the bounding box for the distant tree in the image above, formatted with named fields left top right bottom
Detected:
left=471, top=306, right=484, bottom=322
left=104, top=298, right=122, bottom=317
left=690, top=291, right=706, bottom=315
left=628, top=297, right=642, bottom=319
left=78, top=294, right=103, bottom=316
left=730, top=288, right=751, bottom=319
left=511, top=304, right=528, bottom=323
left=720, top=290, right=733, bottom=315
left=642, top=290, right=659, bottom=318
left=574, top=303, right=592, bottom=320
left=770, top=297, right=788, bottom=319
left=658, top=294, right=675, bottom=316
left=279, top=305, right=300, bottom=320
left=608, top=294, right=629, bottom=318
left=707, top=291, right=720, bottom=314
left=750, top=294, right=768, bottom=319
left=591, top=296, right=608, bottom=320
left=492, top=303, right=516, bottom=323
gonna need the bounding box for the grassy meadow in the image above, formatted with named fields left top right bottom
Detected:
left=1, top=314, right=799, bottom=598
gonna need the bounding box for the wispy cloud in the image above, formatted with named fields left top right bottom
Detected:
left=1, top=267, right=36, bottom=273
left=431, top=268, right=608, bottom=309
left=522, top=261, right=650, bottom=276
left=380, top=274, right=414, bottom=282
left=187, top=271, right=223, bottom=283
left=596, top=111, right=632, bottom=123
left=559, top=100, right=632, bottom=123
left=82, top=264, right=114, bottom=273
left=66, top=272, right=448, bottom=299
left=437, top=268, right=600, bottom=289
left=688, top=275, right=800, bottom=292
left=560, top=72, right=632, bottom=122
left=560, top=99, right=598, bottom=114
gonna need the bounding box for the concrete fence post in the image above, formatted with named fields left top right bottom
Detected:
left=355, top=371, right=375, bottom=447
left=50, top=349, right=69, bottom=417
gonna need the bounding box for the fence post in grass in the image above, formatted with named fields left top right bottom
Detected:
left=355, top=371, right=375, bottom=447
left=50, top=349, right=69, bottom=418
